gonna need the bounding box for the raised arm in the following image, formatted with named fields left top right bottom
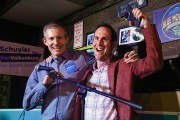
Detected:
left=130, top=8, right=163, bottom=78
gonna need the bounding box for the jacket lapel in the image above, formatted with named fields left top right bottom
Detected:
left=108, top=59, right=119, bottom=95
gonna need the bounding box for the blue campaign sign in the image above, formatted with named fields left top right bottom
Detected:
left=153, top=3, right=180, bottom=43
left=118, top=0, right=148, bottom=17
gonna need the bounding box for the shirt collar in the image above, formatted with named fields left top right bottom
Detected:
left=50, top=50, right=71, bottom=63
left=93, top=57, right=111, bottom=70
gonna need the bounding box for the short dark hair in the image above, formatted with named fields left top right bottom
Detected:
left=43, top=22, right=67, bottom=37
left=94, top=23, right=117, bottom=42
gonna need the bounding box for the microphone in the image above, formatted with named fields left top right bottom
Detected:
left=112, top=47, right=119, bottom=57
left=36, top=65, right=54, bottom=71
left=113, top=50, right=119, bottom=57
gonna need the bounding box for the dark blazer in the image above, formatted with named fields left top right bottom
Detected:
left=74, top=25, right=163, bottom=120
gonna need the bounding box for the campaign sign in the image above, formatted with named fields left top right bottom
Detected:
left=153, top=3, right=180, bottom=43
left=0, top=40, right=44, bottom=76
left=118, top=0, right=147, bottom=17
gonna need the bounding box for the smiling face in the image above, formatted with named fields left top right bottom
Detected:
left=93, top=26, right=117, bottom=62
left=43, top=27, right=69, bottom=58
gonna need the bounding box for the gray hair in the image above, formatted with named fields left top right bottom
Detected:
left=43, top=22, right=67, bottom=37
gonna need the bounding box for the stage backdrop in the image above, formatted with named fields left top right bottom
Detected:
left=0, top=40, right=44, bottom=77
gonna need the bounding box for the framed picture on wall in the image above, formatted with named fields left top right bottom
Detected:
left=74, top=21, right=83, bottom=49
left=86, top=32, right=94, bottom=46
left=118, top=27, right=144, bottom=45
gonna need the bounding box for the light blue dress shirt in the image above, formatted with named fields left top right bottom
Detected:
left=23, top=50, right=95, bottom=120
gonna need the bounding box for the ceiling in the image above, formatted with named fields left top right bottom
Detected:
left=0, top=0, right=101, bottom=27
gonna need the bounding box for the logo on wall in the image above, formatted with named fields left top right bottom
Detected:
left=162, top=3, right=180, bottom=39
left=154, top=3, right=180, bottom=43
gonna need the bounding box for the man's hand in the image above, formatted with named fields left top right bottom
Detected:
left=124, top=50, right=139, bottom=64
left=129, top=8, right=150, bottom=28
left=42, top=71, right=64, bottom=87
left=56, top=71, right=64, bottom=78
left=42, top=75, right=54, bottom=87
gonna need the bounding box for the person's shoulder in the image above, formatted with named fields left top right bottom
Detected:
left=110, top=57, right=132, bottom=68
left=72, top=50, right=95, bottom=63
left=110, top=55, right=124, bottom=62
left=38, top=61, right=47, bottom=65
left=72, top=50, right=92, bottom=57
left=34, top=61, right=51, bottom=68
